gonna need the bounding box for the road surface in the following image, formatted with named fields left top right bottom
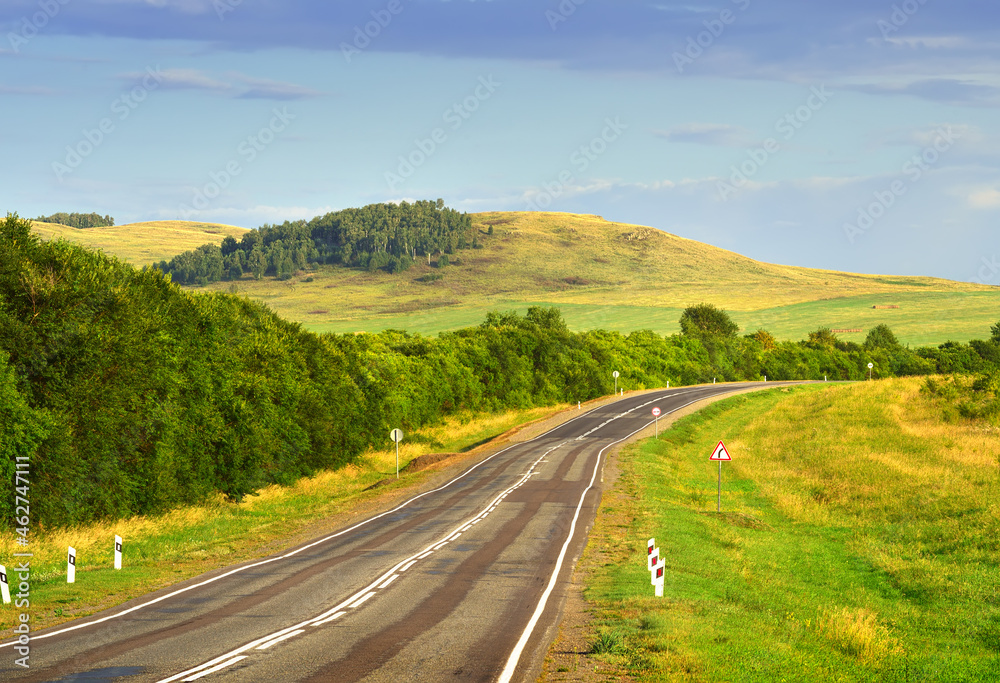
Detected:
left=1, top=382, right=780, bottom=682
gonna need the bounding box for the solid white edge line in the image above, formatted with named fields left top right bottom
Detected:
left=0, top=403, right=610, bottom=650
left=400, top=559, right=418, bottom=572
left=256, top=629, right=305, bottom=650
left=182, top=656, right=248, bottom=682
left=378, top=574, right=399, bottom=589
left=156, top=439, right=571, bottom=682
left=496, top=388, right=760, bottom=683
left=146, top=385, right=771, bottom=682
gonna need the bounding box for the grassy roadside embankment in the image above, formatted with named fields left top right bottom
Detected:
left=560, top=379, right=999, bottom=681
left=0, top=403, right=587, bottom=634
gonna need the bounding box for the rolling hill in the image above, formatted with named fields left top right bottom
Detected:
left=31, top=211, right=1000, bottom=346
left=31, top=219, right=248, bottom=266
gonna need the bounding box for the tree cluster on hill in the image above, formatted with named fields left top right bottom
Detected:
left=34, top=212, right=115, bottom=229
left=153, top=200, right=475, bottom=285
left=4, top=217, right=1000, bottom=529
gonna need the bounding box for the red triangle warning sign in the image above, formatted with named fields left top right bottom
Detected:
left=710, top=440, right=732, bottom=461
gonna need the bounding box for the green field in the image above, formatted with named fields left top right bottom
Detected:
left=31, top=211, right=1000, bottom=346
left=576, top=379, right=999, bottom=681
left=305, top=291, right=999, bottom=347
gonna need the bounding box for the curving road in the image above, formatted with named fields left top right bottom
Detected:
left=1, top=382, right=783, bottom=683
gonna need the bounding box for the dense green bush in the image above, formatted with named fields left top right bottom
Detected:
left=4, top=213, right=1000, bottom=528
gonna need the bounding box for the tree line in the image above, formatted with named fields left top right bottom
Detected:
left=4, top=215, right=1000, bottom=528
left=154, top=200, right=476, bottom=285
left=34, top=212, right=115, bottom=229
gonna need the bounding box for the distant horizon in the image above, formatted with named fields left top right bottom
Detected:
left=26, top=206, right=1000, bottom=286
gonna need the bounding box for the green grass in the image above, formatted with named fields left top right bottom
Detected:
left=306, top=292, right=1000, bottom=347
left=31, top=210, right=999, bottom=346
left=0, top=404, right=570, bottom=634
left=583, top=379, right=1000, bottom=681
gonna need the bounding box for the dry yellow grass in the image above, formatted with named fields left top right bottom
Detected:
left=582, top=379, right=999, bottom=680
left=817, top=606, right=904, bottom=664
left=0, top=403, right=567, bottom=632
left=30, top=211, right=1000, bottom=344
left=31, top=220, right=248, bottom=266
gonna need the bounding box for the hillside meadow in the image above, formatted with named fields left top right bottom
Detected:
left=572, top=378, right=999, bottom=682
left=31, top=211, right=1000, bottom=346
left=30, top=219, right=247, bottom=266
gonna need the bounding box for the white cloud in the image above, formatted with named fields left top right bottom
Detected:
left=968, top=188, right=1000, bottom=209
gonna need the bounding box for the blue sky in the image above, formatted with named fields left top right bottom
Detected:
left=2, top=0, right=999, bottom=282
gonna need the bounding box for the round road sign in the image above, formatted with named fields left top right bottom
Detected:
left=652, top=407, right=661, bottom=417
left=613, top=371, right=620, bottom=378
left=390, top=428, right=404, bottom=443
left=868, top=362, right=874, bottom=369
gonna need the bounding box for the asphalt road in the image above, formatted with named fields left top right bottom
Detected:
left=1, top=382, right=781, bottom=683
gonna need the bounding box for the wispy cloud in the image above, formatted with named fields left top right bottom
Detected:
left=849, top=78, right=1000, bottom=107
left=116, top=68, right=324, bottom=99
left=653, top=123, right=754, bottom=148
left=968, top=187, right=1000, bottom=209
left=0, top=84, right=56, bottom=95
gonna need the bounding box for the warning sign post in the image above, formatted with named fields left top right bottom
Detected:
left=709, top=441, right=731, bottom=512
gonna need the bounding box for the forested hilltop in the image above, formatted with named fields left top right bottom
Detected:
left=4, top=213, right=1000, bottom=529
left=35, top=212, right=115, bottom=229
left=153, top=200, right=474, bottom=284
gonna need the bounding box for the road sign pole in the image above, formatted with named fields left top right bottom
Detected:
left=717, top=460, right=722, bottom=512
left=655, top=415, right=658, bottom=438
left=390, top=428, right=404, bottom=479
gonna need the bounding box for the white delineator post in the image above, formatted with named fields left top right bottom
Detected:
left=654, top=561, right=665, bottom=597
left=115, top=535, right=123, bottom=570
left=0, top=565, right=10, bottom=604
left=67, top=547, right=76, bottom=584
